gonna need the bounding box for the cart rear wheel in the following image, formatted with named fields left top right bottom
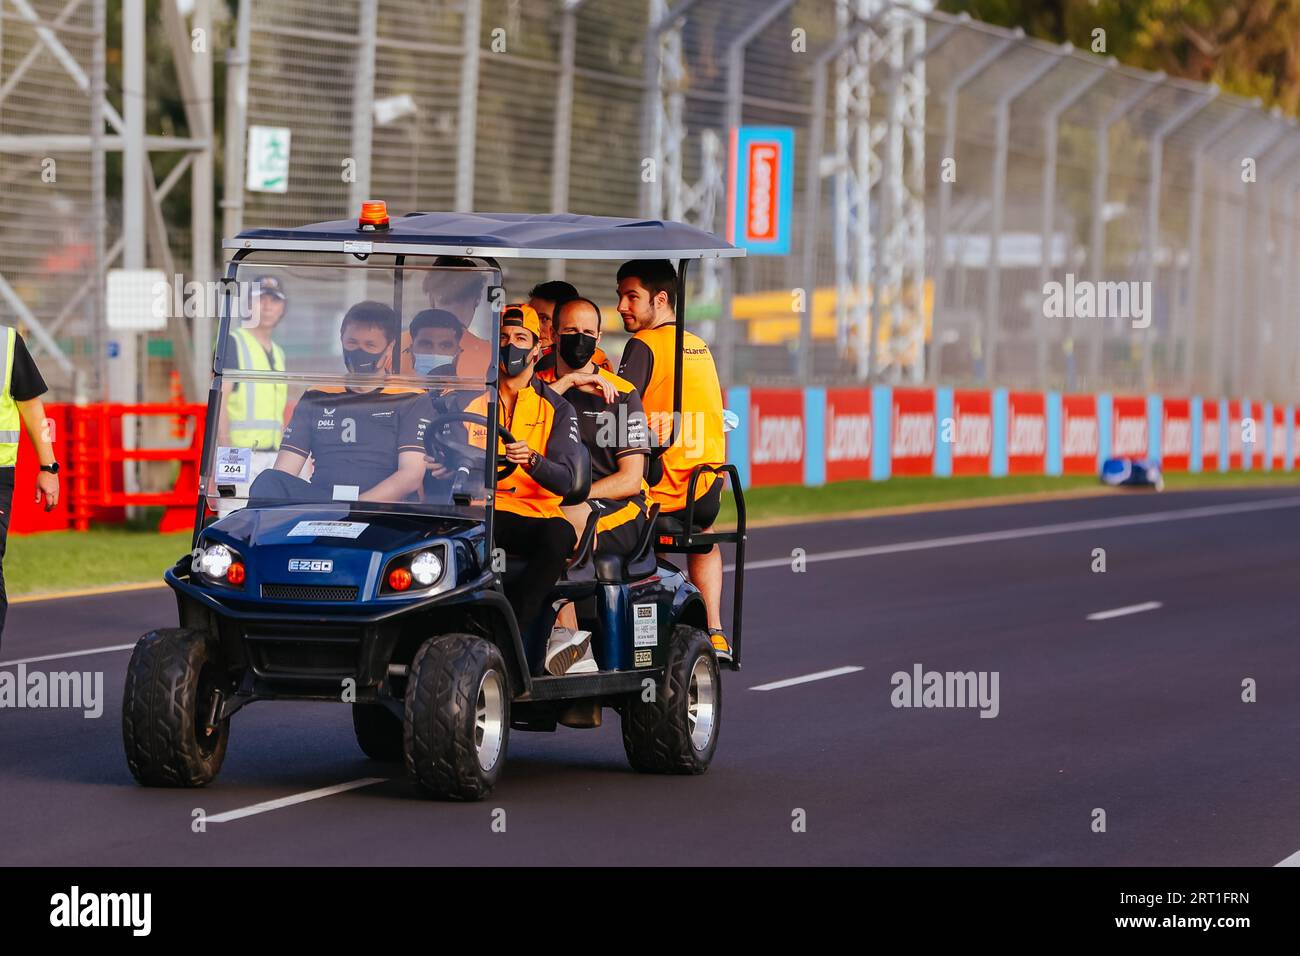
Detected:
left=621, top=625, right=720, bottom=774
left=403, top=634, right=510, bottom=800
left=122, top=628, right=229, bottom=787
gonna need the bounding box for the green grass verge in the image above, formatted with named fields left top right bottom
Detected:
left=7, top=527, right=190, bottom=598
left=5, top=470, right=1296, bottom=597
left=717, top=468, right=1300, bottom=527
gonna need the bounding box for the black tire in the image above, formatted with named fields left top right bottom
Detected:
left=122, top=628, right=229, bottom=787
left=621, top=625, right=720, bottom=774
left=403, top=634, right=510, bottom=800
left=352, top=703, right=404, bottom=761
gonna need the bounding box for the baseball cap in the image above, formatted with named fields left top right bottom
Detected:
left=501, top=302, right=541, bottom=340
left=253, top=275, right=287, bottom=300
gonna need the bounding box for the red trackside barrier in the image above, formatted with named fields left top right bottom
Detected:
left=69, top=403, right=206, bottom=533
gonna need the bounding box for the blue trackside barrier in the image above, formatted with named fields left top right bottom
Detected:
left=721, top=385, right=1295, bottom=490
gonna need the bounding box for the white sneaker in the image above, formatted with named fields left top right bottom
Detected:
left=545, top=628, right=592, bottom=676
left=566, top=641, right=599, bottom=675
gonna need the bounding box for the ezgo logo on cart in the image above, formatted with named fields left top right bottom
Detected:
left=50, top=886, right=151, bottom=936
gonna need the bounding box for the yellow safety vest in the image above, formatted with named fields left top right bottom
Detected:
left=0, top=327, right=20, bottom=467
left=226, top=328, right=287, bottom=450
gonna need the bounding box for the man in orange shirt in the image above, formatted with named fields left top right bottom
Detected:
left=616, top=260, right=731, bottom=661
left=466, top=304, right=591, bottom=675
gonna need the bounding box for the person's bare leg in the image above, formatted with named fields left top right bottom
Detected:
left=687, top=531, right=723, bottom=632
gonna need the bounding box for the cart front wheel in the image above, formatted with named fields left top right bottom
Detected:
left=122, top=628, right=229, bottom=787
left=403, top=634, right=510, bottom=800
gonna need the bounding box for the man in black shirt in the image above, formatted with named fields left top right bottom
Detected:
left=249, top=301, right=431, bottom=504
left=538, top=298, right=652, bottom=672
left=541, top=297, right=651, bottom=560
left=1, top=326, right=61, bottom=645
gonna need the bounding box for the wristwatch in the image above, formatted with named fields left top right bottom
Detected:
left=525, top=450, right=539, bottom=472
left=39, top=462, right=59, bottom=475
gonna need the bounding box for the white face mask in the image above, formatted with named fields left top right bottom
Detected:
left=413, top=352, right=456, bottom=375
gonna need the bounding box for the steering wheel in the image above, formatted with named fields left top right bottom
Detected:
left=425, top=411, right=518, bottom=484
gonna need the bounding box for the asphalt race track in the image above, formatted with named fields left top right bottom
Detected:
left=2, top=488, right=1298, bottom=866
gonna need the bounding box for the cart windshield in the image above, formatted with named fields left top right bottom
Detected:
left=205, top=257, right=503, bottom=519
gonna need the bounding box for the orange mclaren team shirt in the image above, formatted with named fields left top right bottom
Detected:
left=463, top=377, right=586, bottom=520
left=617, top=323, right=724, bottom=512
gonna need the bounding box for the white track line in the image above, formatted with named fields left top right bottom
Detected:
left=0, top=643, right=135, bottom=669
left=750, top=666, right=863, bottom=691
left=725, top=497, right=1300, bottom=572
left=1087, top=601, right=1163, bottom=621
left=1275, top=850, right=1300, bottom=867
left=206, top=777, right=387, bottom=823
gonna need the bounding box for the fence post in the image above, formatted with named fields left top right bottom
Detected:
left=1087, top=73, right=1164, bottom=390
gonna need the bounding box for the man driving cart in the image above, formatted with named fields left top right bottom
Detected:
left=460, top=303, right=593, bottom=677
left=251, top=300, right=432, bottom=504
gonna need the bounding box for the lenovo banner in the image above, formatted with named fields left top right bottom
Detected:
left=1161, top=398, right=1192, bottom=471
left=1201, top=399, right=1222, bottom=472
left=726, top=126, right=795, bottom=256
left=1060, top=394, right=1100, bottom=474
left=1111, top=396, right=1149, bottom=459
left=1226, top=400, right=1243, bottom=469
left=891, top=388, right=936, bottom=476
left=1271, top=406, right=1287, bottom=470
left=824, top=388, right=873, bottom=482
left=749, top=388, right=805, bottom=487
left=948, top=390, right=993, bottom=476
left=1006, top=392, right=1047, bottom=475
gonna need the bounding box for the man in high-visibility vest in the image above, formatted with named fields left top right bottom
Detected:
left=0, top=325, right=60, bottom=646
left=216, top=275, right=288, bottom=514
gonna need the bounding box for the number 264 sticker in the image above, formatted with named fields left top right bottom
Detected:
left=215, top=446, right=252, bottom=483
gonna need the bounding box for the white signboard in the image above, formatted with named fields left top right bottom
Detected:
left=106, top=269, right=168, bottom=331
left=286, top=520, right=369, bottom=539
left=247, top=125, right=291, bottom=193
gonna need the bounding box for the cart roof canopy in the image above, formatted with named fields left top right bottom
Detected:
left=226, top=210, right=746, bottom=261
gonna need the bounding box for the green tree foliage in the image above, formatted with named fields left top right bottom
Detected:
left=941, top=0, right=1300, bottom=114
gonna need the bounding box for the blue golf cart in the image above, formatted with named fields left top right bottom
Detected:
left=120, top=209, right=747, bottom=800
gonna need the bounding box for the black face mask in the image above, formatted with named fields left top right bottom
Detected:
left=558, top=331, right=598, bottom=370
left=343, top=346, right=382, bottom=375
left=499, top=342, right=533, bottom=378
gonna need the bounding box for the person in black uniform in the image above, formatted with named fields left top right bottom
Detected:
left=249, top=301, right=432, bottom=504
left=538, top=298, right=651, bottom=669
left=541, top=297, right=651, bottom=560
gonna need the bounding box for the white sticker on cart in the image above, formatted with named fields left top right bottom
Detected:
left=214, top=446, right=251, bottom=483
left=286, top=520, right=370, bottom=539
left=633, top=603, right=658, bottom=648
